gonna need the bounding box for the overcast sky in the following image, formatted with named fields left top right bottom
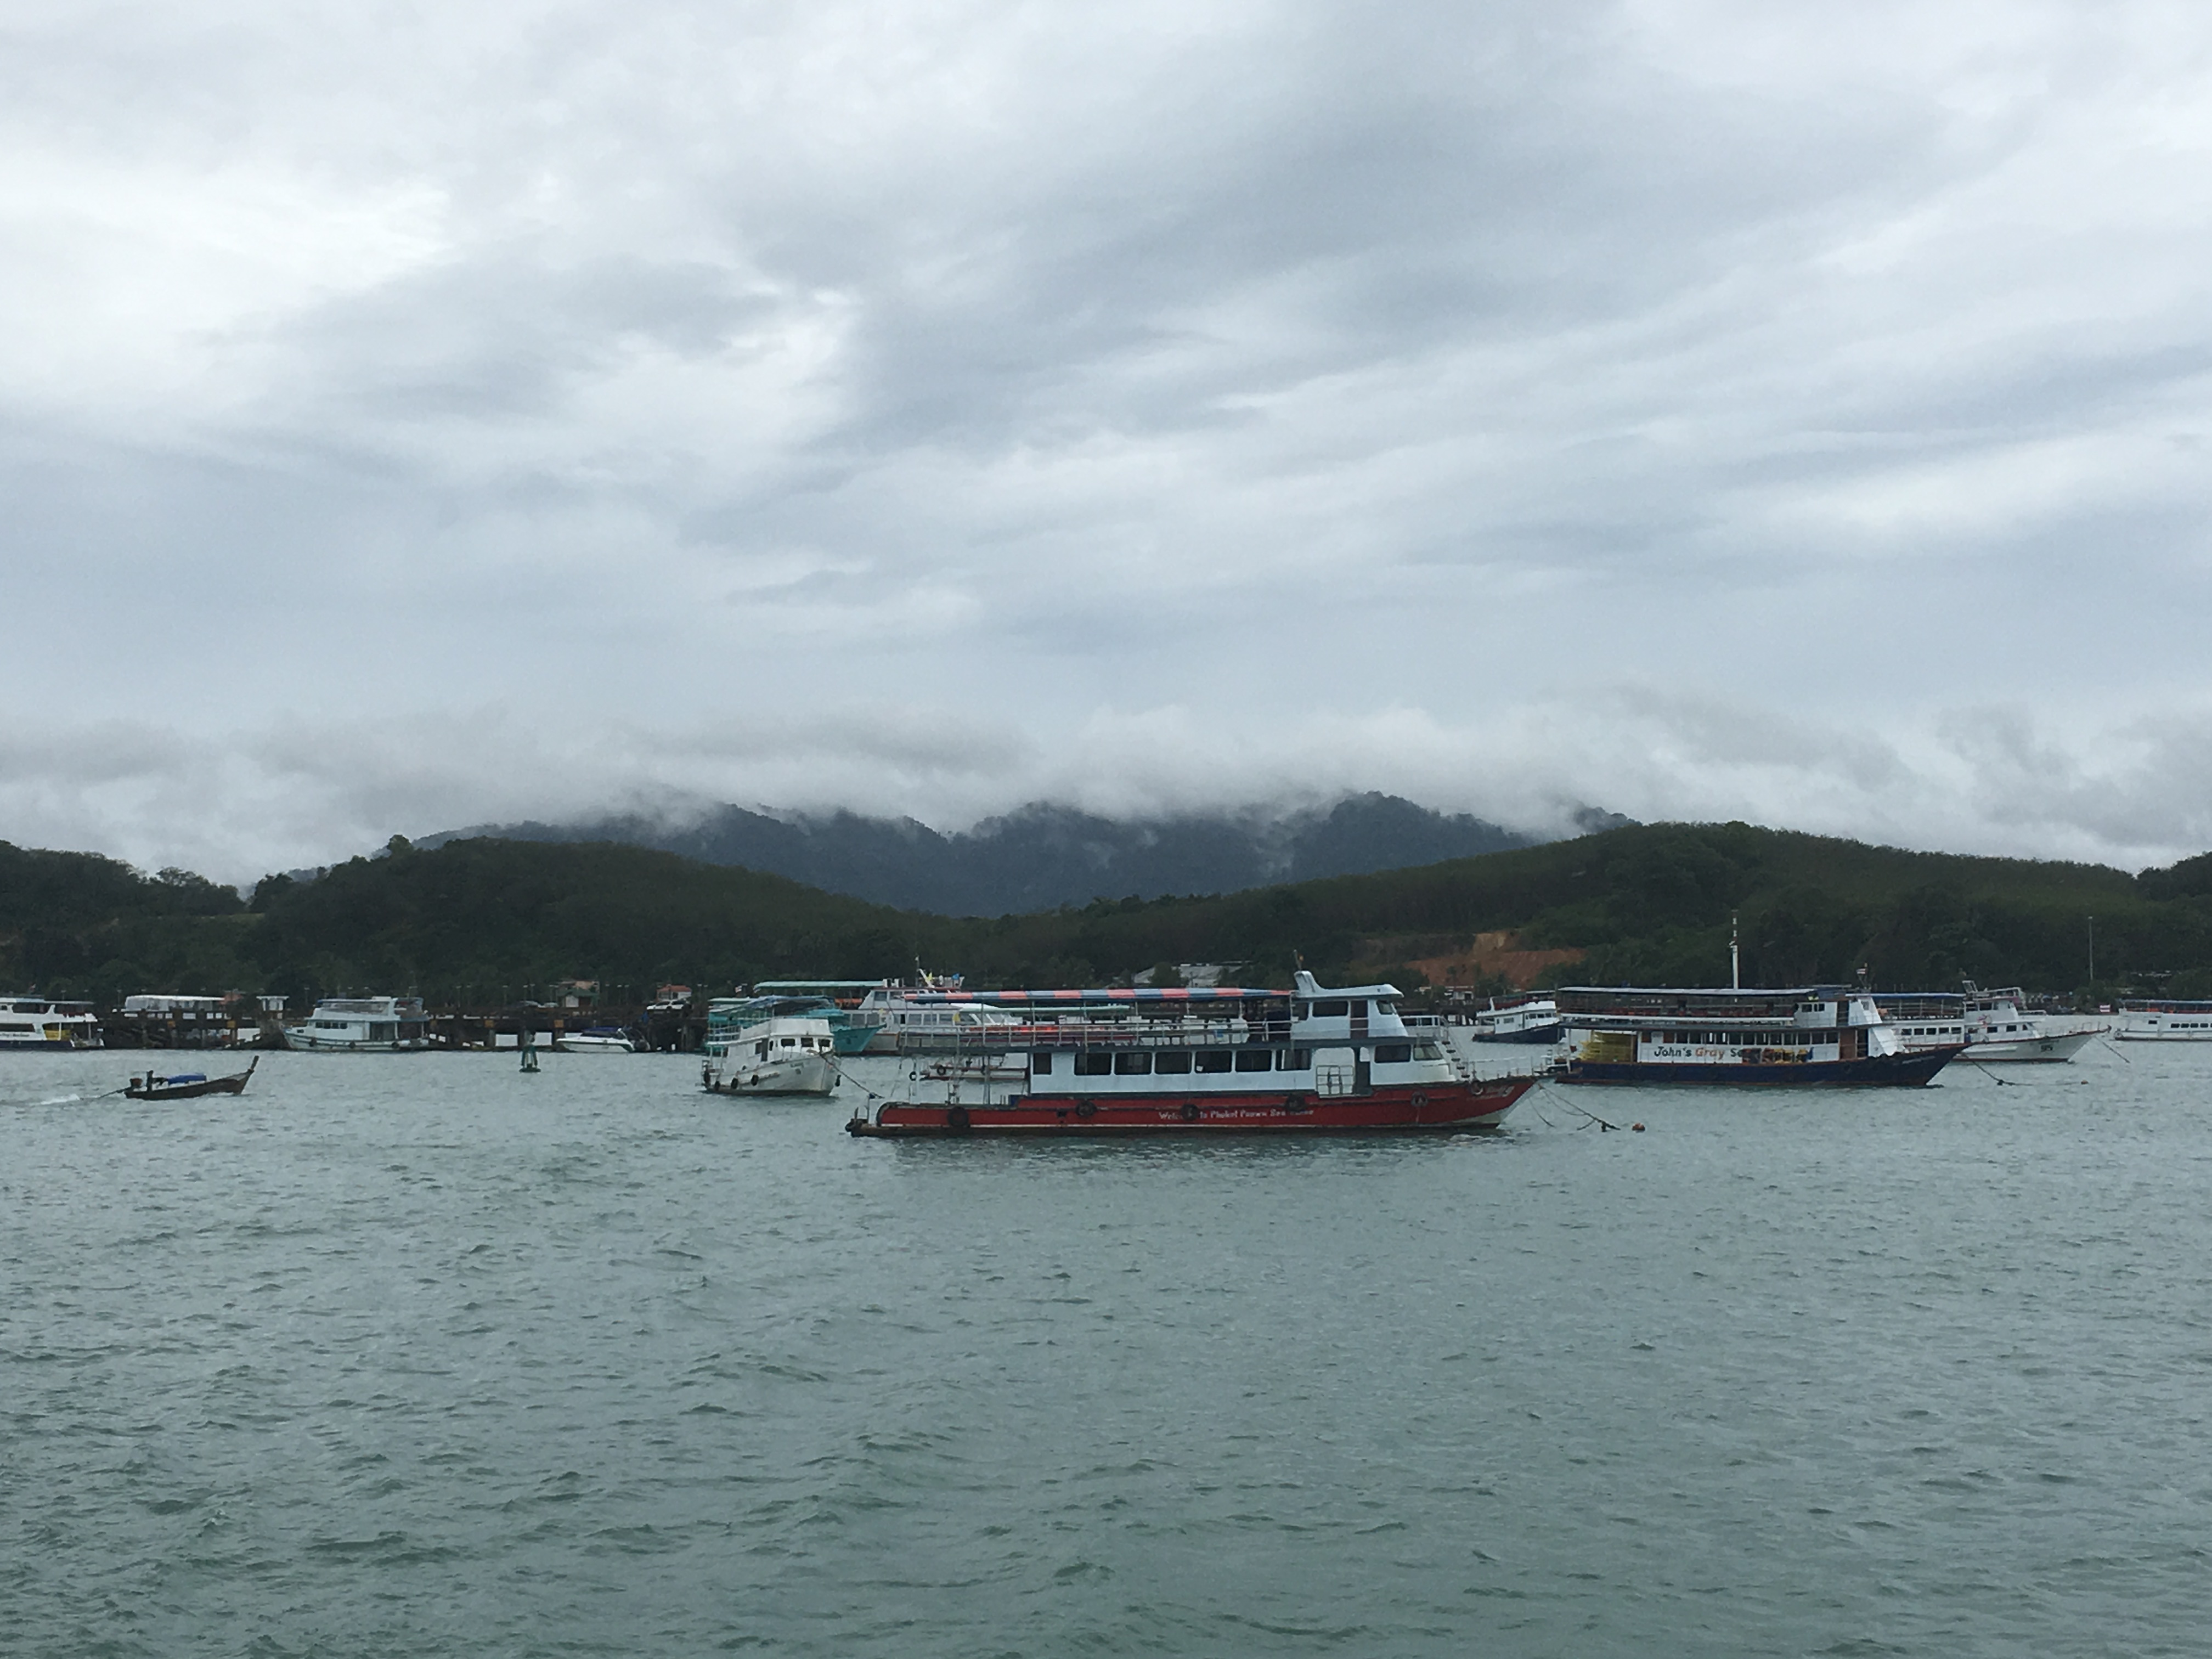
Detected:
left=7, top=1, right=2212, bottom=882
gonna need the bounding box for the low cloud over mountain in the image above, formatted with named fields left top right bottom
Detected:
left=422, top=793, right=1609, bottom=916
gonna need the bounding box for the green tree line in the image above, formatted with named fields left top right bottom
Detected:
left=3, top=822, right=2208, bottom=1005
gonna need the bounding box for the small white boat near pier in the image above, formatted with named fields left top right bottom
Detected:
left=286, top=996, right=431, bottom=1053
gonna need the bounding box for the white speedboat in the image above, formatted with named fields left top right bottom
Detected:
left=554, top=1028, right=636, bottom=1053
left=286, top=996, right=431, bottom=1052
left=2115, top=1000, right=2212, bottom=1041
left=702, top=996, right=839, bottom=1095
left=0, top=996, right=101, bottom=1049
left=1878, top=985, right=2104, bottom=1062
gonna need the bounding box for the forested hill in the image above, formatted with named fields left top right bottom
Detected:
left=420, top=793, right=1555, bottom=914
left=4, top=822, right=2211, bottom=1005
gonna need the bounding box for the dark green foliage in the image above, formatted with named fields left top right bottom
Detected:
left=246, top=839, right=955, bottom=999
left=2137, top=852, right=2212, bottom=901
left=9, top=821, right=2212, bottom=1002
left=0, top=841, right=248, bottom=998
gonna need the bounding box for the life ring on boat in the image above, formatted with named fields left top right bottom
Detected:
left=945, top=1105, right=970, bottom=1131
left=1180, top=1102, right=1200, bottom=1122
left=1075, top=1099, right=1096, bottom=1119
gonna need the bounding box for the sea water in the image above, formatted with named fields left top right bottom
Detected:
left=3, top=1043, right=2209, bottom=1656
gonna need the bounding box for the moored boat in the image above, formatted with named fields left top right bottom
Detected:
left=1553, top=985, right=1961, bottom=1086
left=1463, top=995, right=1564, bottom=1045
left=847, top=972, right=1537, bottom=1137
left=702, top=996, right=840, bottom=1095
left=0, top=996, right=103, bottom=1050
left=751, top=980, right=886, bottom=1056
left=553, top=1026, right=637, bottom=1053
left=1877, top=985, right=2106, bottom=1062
left=284, top=996, right=431, bottom=1053
left=2115, top=1000, right=2212, bottom=1041
left=846, top=973, right=1001, bottom=1054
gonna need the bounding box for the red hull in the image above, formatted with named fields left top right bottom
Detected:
left=847, top=1077, right=1537, bottom=1137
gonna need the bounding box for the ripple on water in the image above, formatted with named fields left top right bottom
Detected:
left=5, top=1050, right=2212, bottom=1656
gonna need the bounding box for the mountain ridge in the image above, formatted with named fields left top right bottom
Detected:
left=417, top=793, right=1609, bottom=915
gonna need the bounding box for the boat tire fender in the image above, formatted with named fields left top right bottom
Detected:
left=946, top=1106, right=970, bottom=1131
left=1180, top=1102, right=1200, bottom=1122
left=1075, top=1099, right=1096, bottom=1119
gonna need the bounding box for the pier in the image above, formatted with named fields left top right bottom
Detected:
left=95, top=996, right=710, bottom=1051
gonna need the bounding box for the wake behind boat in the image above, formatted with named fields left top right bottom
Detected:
left=847, top=972, right=1536, bottom=1137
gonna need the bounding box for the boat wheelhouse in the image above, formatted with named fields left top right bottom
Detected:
left=0, top=996, right=101, bottom=1050
left=2115, top=1000, right=2212, bottom=1041
left=1877, top=985, right=2104, bottom=1062
left=702, top=996, right=839, bottom=1095
left=287, top=996, right=430, bottom=1053
left=1553, top=985, right=1960, bottom=1086
left=750, top=980, right=888, bottom=1055
left=845, top=973, right=1536, bottom=1137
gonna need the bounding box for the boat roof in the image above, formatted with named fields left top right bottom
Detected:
left=708, top=995, right=835, bottom=1017
left=1557, top=984, right=1860, bottom=997
left=906, top=987, right=1279, bottom=1006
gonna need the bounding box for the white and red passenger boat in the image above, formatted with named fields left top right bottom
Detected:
left=845, top=972, right=1537, bottom=1138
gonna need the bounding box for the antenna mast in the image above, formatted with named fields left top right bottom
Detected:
left=1730, top=912, right=1740, bottom=990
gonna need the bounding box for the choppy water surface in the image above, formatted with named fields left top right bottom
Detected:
left=4, top=1043, right=2211, bottom=1656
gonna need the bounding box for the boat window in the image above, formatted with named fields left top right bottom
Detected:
left=1293, top=1002, right=1310, bottom=1019
left=1114, top=1052, right=1152, bottom=1075
left=1195, top=1051, right=1233, bottom=1073
left=1277, top=1048, right=1311, bottom=1071
left=1154, top=1051, right=1192, bottom=1074
left=1414, top=1042, right=1444, bottom=1061
left=1313, top=1000, right=1348, bottom=1018
left=1374, top=1042, right=1412, bottom=1063
left=1234, top=1049, right=1274, bottom=1072
left=1032, top=1051, right=1054, bottom=1074
left=1074, top=1053, right=1114, bottom=1076
left=1374, top=1001, right=1396, bottom=1015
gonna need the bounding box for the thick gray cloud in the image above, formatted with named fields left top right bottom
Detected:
left=5, top=1, right=2212, bottom=881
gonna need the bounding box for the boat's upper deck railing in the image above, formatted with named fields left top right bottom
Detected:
left=894, top=1015, right=1290, bottom=1054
